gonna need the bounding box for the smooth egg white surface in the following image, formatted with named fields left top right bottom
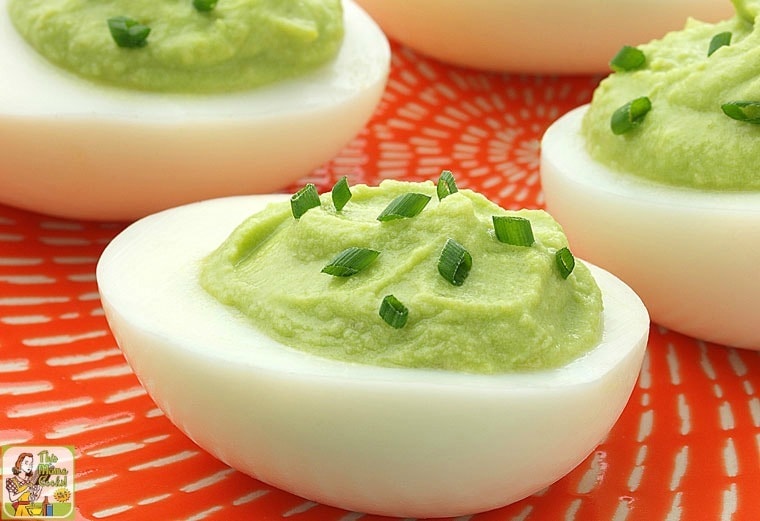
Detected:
left=541, top=105, right=760, bottom=349
left=354, top=0, right=733, bottom=73
left=0, top=0, right=389, bottom=221
left=96, top=194, right=649, bottom=518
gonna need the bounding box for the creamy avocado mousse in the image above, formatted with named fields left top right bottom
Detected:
left=582, top=0, right=760, bottom=191
left=7, top=0, right=344, bottom=92
left=200, top=175, right=603, bottom=373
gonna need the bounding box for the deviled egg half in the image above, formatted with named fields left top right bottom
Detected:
left=0, top=0, right=389, bottom=221
left=354, top=0, right=731, bottom=73
left=96, top=179, right=649, bottom=518
left=541, top=1, right=760, bottom=349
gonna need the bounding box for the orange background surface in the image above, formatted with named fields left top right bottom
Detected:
left=1, top=42, right=759, bottom=520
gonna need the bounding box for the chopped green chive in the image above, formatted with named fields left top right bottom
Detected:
left=107, top=16, right=150, bottom=48
left=555, top=247, right=575, bottom=279
left=290, top=183, right=321, bottom=219
left=436, top=170, right=458, bottom=200
left=379, top=295, right=408, bottom=328
left=609, top=45, right=645, bottom=72
left=377, top=193, right=431, bottom=221
left=193, top=0, right=219, bottom=11
left=321, top=247, right=380, bottom=277
left=708, top=31, right=732, bottom=56
left=493, top=216, right=535, bottom=247
left=438, top=238, right=472, bottom=286
left=331, top=176, right=352, bottom=211
left=721, top=101, right=760, bottom=124
left=610, top=96, right=652, bottom=135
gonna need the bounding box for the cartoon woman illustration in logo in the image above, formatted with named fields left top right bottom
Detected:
left=4, top=452, right=41, bottom=517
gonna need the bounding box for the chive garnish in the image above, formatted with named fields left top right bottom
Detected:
left=331, top=176, right=352, bottom=211
left=708, top=31, right=732, bottom=56
left=493, top=216, right=535, bottom=247
left=290, top=183, right=321, bottom=219
left=379, top=295, right=408, bottom=328
left=377, top=193, right=431, bottom=221
left=555, top=247, right=575, bottom=279
left=609, top=45, right=645, bottom=72
left=610, top=96, right=651, bottom=135
left=107, top=16, right=150, bottom=48
left=436, top=170, right=458, bottom=200
left=721, top=101, right=760, bottom=124
left=193, top=0, right=219, bottom=11
left=438, top=238, right=472, bottom=286
left=321, top=247, right=380, bottom=277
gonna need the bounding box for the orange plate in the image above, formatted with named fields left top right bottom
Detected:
left=1, top=43, right=759, bottom=521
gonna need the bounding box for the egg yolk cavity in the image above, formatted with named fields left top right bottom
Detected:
left=7, top=0, right=344, bottom=93
left=200, top=179, right=604, bottom=373
left=582, top=0, right=760, bottom=191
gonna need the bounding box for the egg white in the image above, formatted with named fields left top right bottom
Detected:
left=96, top=193, right=649, bottom=518
left=541, top=105, right=760, bottom=349
left=0, top=0, right=389, bottom=221
left=354, top=0, right=732, bottom=73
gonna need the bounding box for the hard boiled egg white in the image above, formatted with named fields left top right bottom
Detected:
left=354, top=0, right=732, bottom=73
left=541, top=105, right=760, bottom=349
left=0, top=0, right=389, bottom=221
left=96, top=193, right=649, bottom=518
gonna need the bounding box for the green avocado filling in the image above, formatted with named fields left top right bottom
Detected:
left=8, top=0, right=344, bottom=93
left=582, top=0, right=760, bottom=191
left=200, top=177, right=603, bottom=374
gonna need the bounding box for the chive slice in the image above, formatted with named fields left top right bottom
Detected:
left=193, top=0, right=219, bottom=11
left=436, top=170, right=458, bottom=200
left=377, top=193, right=431, bottom=221
left=379, top=295, right=408, bottom=328
left=609, top=45, right=645, bottom=72
left=721, top=101, right=760, bottom=124
left=331, top=176, right=352, bottom=211
left=610, top=96, right=651, bottom=135
left=290, top=183, right=321, bottom=219
left=493, top=216, right=535, bottom=247
left=321, top=247, right=380, bottom=277
left=708, top=31, right=732, bottom=56
left=107, top=16, right=151, bottom=48
left=438, top=238, right=472, bottom=286
left=555, top=247, right=575, bottom=279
